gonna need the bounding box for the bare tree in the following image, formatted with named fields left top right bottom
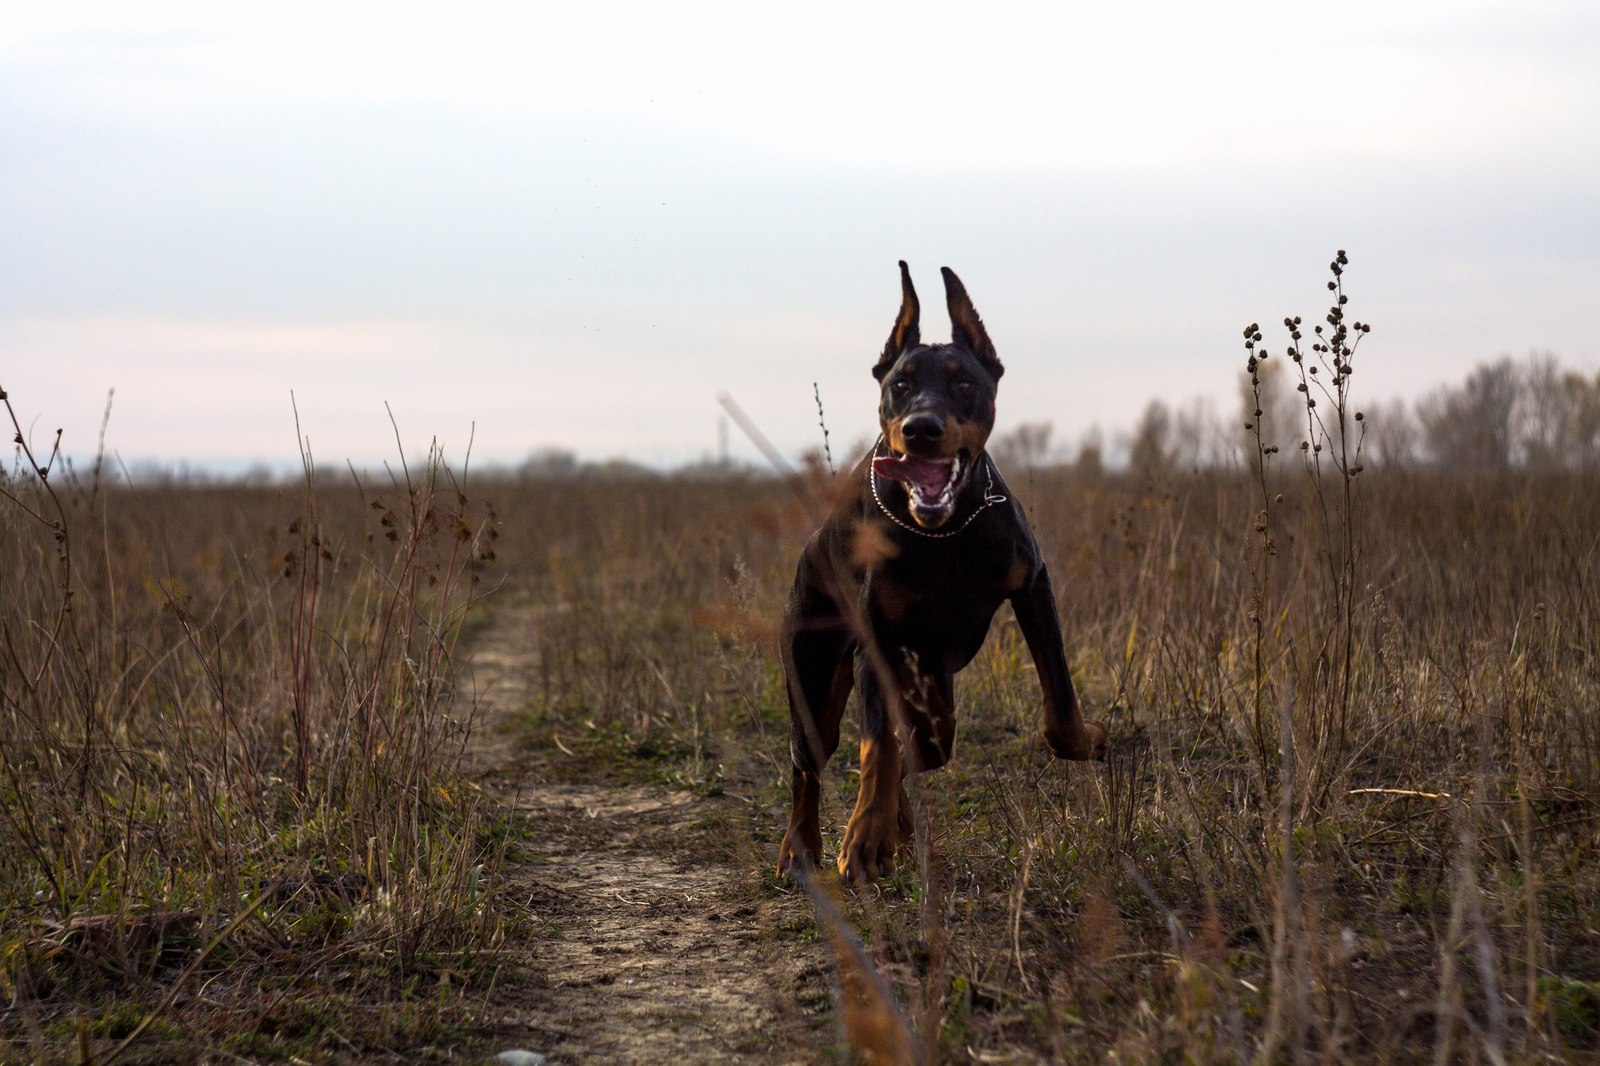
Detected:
left=1418, top=358, right=1519, bottom=471
left=1075, top=425, right=1106, bottom=477
left=990, top=421, right=1056, bottom=473
left=1417, top=353, right=1600, bottom=471
left=1518, top=352, right=1600, bottom=469
left=518, top=447, right=580, bottom=479
left=1359, top=398, right=1420, bottom=467
left=1129, top=399, right=1174, bottom=475
left=1239, top=357, right=1304, bottom=465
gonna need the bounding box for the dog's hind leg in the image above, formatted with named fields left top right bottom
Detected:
left=778, top=621, right=853, bottom=878
left=899, top=665, right=957, bottom=774
left=891, top=665, right=955, bottom=858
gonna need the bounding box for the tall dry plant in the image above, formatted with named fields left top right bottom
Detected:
left=1243, top=249, right=1372, bottom=807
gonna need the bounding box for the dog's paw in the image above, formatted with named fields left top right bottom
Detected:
left=775, top=842, right=809, bottom=881
left=776, top=826, right=823, bottom=881
left=838, top=809, right=899, bottom=883
left=1047, top=720, right=1108, bottom=762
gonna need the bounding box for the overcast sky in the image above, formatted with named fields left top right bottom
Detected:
left=3, top=1, right=1597, bottom=471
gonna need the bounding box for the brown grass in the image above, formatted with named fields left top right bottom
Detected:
left=0, top=407, right=505, bottom=1061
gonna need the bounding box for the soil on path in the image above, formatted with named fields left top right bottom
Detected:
left=461, top=596, right=835, bottom=1064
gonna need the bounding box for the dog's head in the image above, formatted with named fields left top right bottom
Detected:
left=870, top=262, right=1004, bottom=529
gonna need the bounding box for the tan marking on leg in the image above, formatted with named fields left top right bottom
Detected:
left=839, top=736, right=903, bottom=882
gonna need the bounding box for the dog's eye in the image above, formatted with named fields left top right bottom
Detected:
left=891, top=379, right=912, bottom=395
left=955, top=380, right=976, bottom=394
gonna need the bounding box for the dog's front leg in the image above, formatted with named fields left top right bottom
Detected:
left=1010, top=564, right=1107, bottom=761
left=777, top=618, right=853, bottom=878
left=838, top=653, right=906, bottom=882
left=779, top=767, right=825, bottom=878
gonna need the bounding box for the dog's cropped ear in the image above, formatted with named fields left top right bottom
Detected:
left=942, top=267, right=1004, bottom=381
left=874, top=260, right=920, bottom=381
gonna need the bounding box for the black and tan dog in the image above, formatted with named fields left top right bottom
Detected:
left=778, top=262, right=1107, bottom=883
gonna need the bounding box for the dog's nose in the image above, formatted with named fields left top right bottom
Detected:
left=901, top=414, right=945, bottom=447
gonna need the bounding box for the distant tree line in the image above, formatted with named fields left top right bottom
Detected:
left=991, top=351, right=1600, bottom=475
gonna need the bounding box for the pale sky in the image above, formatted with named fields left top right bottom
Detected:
left=3, top=1, right=1597, bottom=470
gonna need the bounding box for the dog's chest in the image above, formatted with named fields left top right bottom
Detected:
left=866, top=545, right=1018, bottom=639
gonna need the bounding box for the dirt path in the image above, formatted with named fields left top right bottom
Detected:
left=460, top=596, right=834, bottom=1064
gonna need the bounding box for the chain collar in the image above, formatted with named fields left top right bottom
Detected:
left=868, top=438, right=1007, bottom=539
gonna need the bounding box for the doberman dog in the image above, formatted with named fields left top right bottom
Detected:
left=778, top=262, right=1108, bottom=883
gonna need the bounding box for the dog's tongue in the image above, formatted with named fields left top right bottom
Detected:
left=873, top=454, right=952, bottom=495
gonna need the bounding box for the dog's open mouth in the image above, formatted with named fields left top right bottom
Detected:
left=872, top=452, right=968, bottom=527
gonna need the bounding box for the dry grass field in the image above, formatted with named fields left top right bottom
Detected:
left=3, top=264, right=1599, bottom=1061
left=5, top=445, right=1597, bottom=1061
left=0, top=432, right=507, bottom=1061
